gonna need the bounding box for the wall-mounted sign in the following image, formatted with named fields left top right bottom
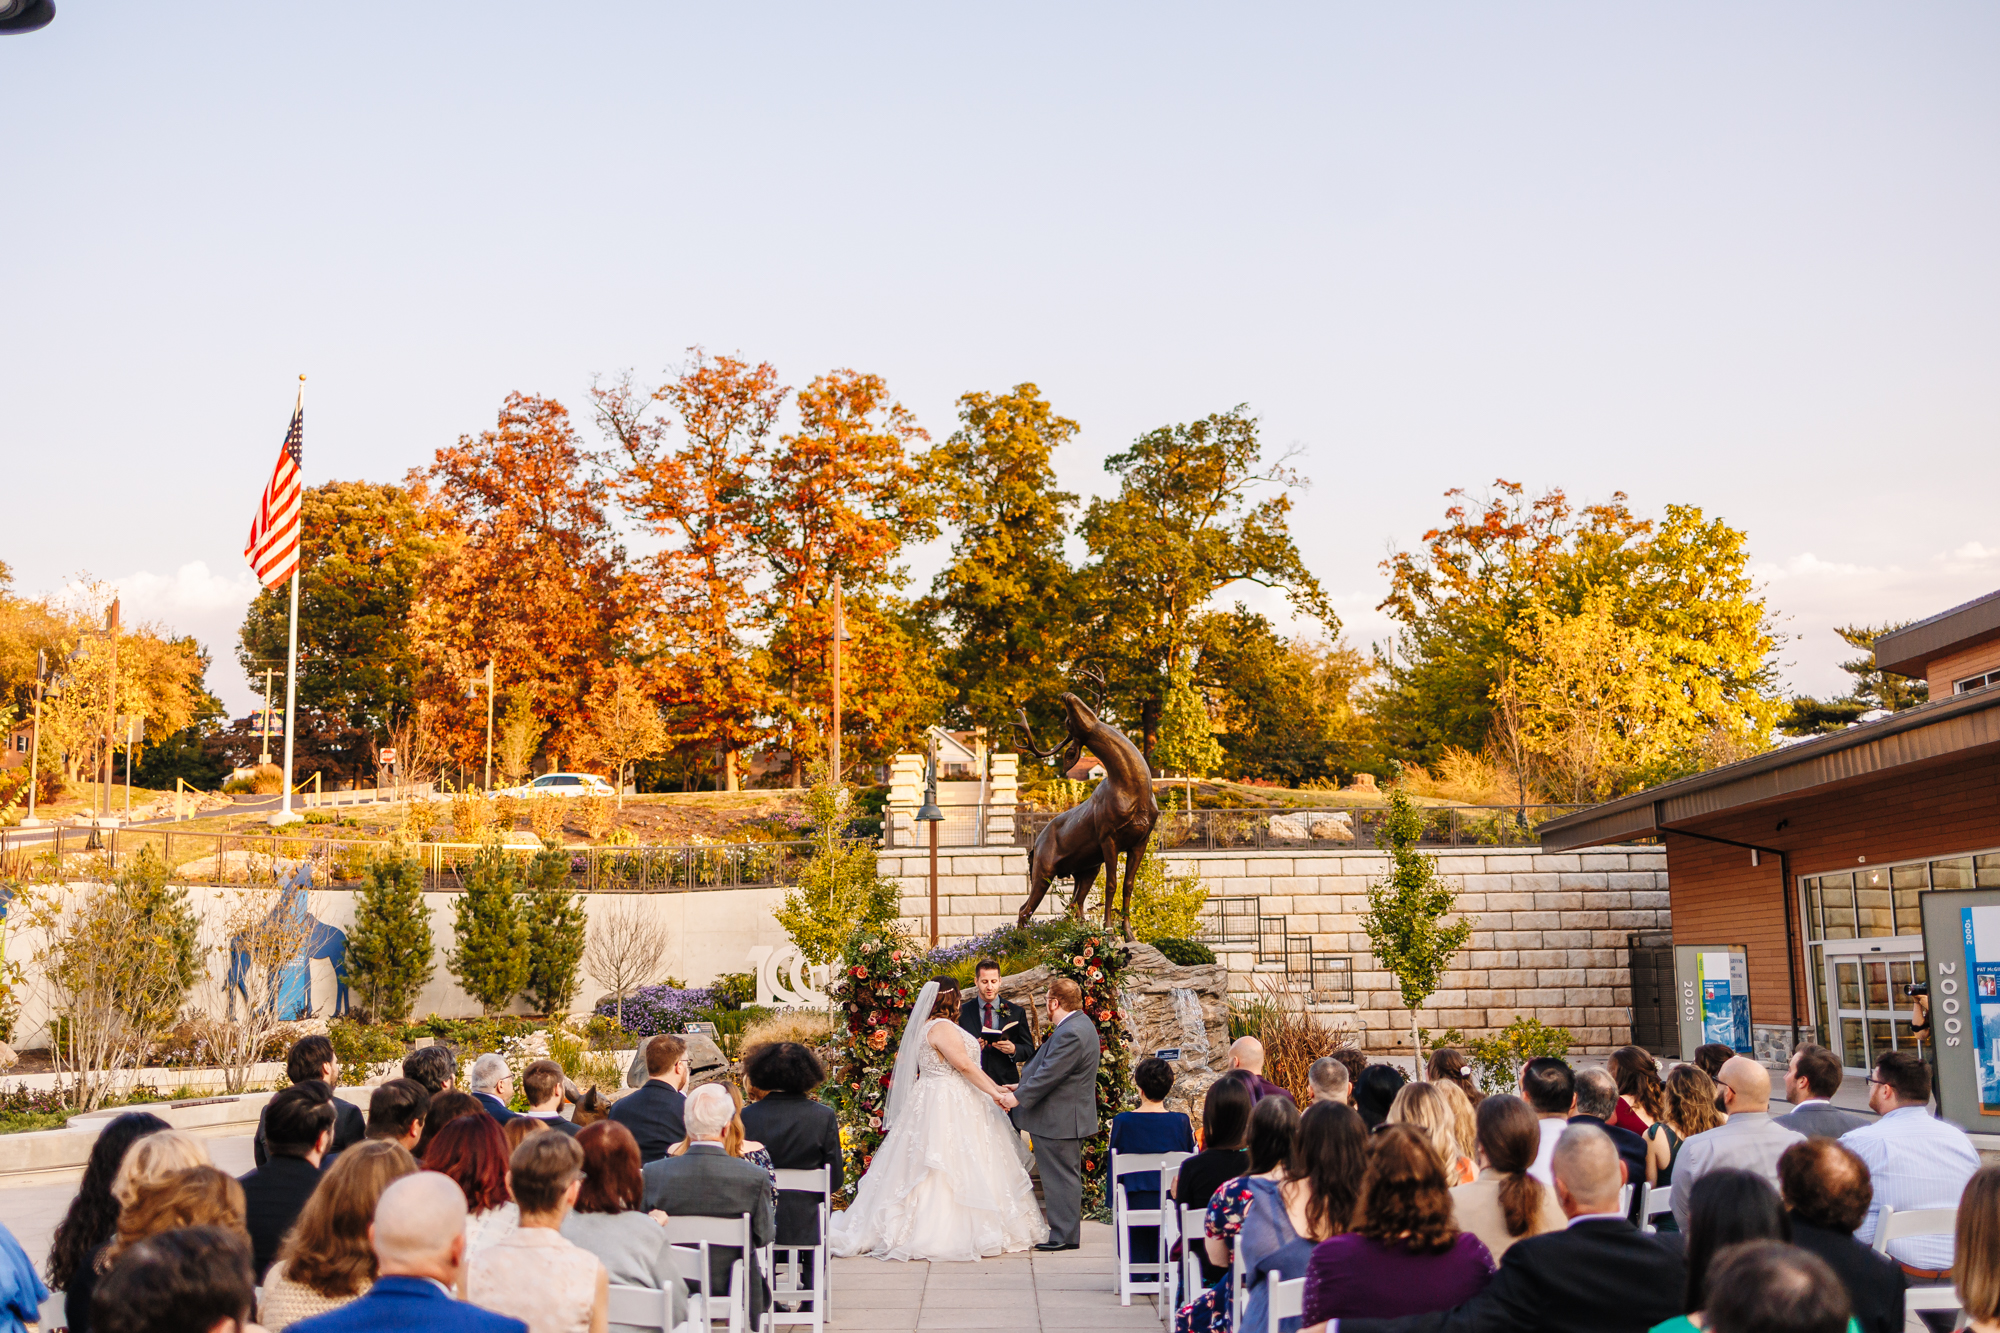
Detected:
left=1154, top=1048, right=1182, bottom=1062
left=1674, top=944, right=1752, bottom=1059
left=1921, top=889, right=2000, bottom=1133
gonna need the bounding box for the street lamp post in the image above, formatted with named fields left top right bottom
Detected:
left=21, top=650, right=45, bottom=827
left=916, top=735, right=945, bottom=947
left=484, top=659, right=495, bottom=791
left=830, top=574, right=852, bottom=787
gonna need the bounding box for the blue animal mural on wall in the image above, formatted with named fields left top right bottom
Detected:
left=227, top=861, right=349, bottom=1020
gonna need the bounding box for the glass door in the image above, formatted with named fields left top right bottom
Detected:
left=1821, top=940, right=1926, bottom=1074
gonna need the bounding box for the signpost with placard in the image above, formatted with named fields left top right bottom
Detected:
left=1673, top=944, right=1752, bottom=1059
left=1920, top=888, right=2000, bottom=1136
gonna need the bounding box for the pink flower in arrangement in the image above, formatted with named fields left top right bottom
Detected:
left=1072, top=956, right=1086, bottom=967
left=852, top=965, right=868, bottom=978
left=868, top=1029, right=889, bottom=1050
left=891, top=950, right=906, bottom=961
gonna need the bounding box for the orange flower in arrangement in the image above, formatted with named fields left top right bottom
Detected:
left=868, top=1028, right=889, bottom=1050
left=852, top=964, right=868, bottom=978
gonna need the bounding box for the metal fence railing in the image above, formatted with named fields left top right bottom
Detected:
left=0, top=826, right=818, bottom=893
left=1015, top=803, right=1590, bottom=851
left=884, top=804, right=989, bottom=849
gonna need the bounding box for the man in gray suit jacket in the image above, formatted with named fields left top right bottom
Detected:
left=642, top=1084, right=775, bottom=1321
left=1774, top=1044, right=1870, bottom=1137
left=1003, top=975, right=1100, bottom=1251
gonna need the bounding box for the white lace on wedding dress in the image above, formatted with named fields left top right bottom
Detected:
left=829, top=1018, right=1049, bottom=1261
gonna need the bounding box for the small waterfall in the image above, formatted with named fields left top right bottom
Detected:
left=1171, top=987, right=1211, bottom=1063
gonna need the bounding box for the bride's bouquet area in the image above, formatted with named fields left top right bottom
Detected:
left=830, top=928, right=927, bottom=1199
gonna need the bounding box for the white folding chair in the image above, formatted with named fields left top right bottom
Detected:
left=37, top=1290, right=65, bottom=1333
left=1231, top=1246, right=1249, bottom=1330
left=1643, top=1182, right=1674, bottom=1233
left=608, top=1282, right=692, bottom=1333
left=664, top=1213, right=755, bottom=1333
left=769, top=1166, right=830, bottom=1333
left=666, top=1245, right=710, bottom=1330
left=1873, top=1205, right=1958, bottom=1262
left=1112, top=1150, right=1190, bottom=1305
left=1906, top=1286, right=1962, bottom=1323
left=1268, top=1276, right=1306, bottom=1333
left=1159, top=1173, right=1183, bottom=1327
left=1178, top=1204, right=1208, bottom=1324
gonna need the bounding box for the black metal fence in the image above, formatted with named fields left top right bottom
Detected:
left=1015, top=803, right=1588, bottom=851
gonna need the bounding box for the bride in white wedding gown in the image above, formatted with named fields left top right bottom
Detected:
left=829, top=977, right=1049, bottom=1261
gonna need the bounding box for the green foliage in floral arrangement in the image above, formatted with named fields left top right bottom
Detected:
left=828, top=928, right=928, bottom=1204
left=446, top=843, right=529, bottom=1014
left=1036, top=919, right=1132, bottom=1210
left=344, top=849, right=434, bottom=1024
left=521, top=845, right=588, bottom=1015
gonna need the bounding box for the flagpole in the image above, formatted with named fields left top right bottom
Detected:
left=273, top=375, right=304, bottom=827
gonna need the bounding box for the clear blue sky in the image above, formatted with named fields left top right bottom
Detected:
left=4, top=4, right=1996, bottom=717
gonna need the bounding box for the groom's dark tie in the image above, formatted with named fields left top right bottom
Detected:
left=985, top=1001, right=996, bottom=1030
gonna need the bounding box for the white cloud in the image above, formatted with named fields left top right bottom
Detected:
left=100, top=562, right=264, bottom=717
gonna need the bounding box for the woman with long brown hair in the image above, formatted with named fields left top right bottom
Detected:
left=260, top=1140, right=417, bottom=1331
left=828, top=974, right=1046, bottom=1261
left=1447, top=1094, right=1565, bottom=1263
left=1649, top=1064, right=1726, bottom=1212
left=1300, top=1125, right=1495, bottom=1329
left=1425, top=1048, right=1482, bottom=1109
left=1953, top=1166, right=2000, bottom=1333
left=1608, top=1045, right=1667, bottom=1135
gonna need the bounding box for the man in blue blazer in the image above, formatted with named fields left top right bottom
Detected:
left=467, top=1054, right=519, bottom=1124
left=289, top=1173, right=525, bottom=1333
left=609, top=1034, right=689, bottom=1161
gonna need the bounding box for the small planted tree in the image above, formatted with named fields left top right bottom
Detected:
left=447, top=843, right=529, bottom=1014
left=586, top=896, right=672, bottom=1026
left=773, top=764, right=903, bottom=965
left=494, top=690, right=548, bottom=786
left=1154, top=655, right=1221, bottom=812
left=345, top=850, right=435, bottom=1024
left=521, top=846, right=588, bottom=1015
left=1360, top=788, right=1474, bottom=1073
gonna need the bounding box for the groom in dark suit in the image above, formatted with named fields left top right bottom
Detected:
left=1001, top=975, right=1099, bottom=1252
left=959, top=958, right=1038, bottom=1088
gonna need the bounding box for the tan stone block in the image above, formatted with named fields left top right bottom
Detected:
left=1544, top=929, right=1593, bottom=949
left=1579, top=854, right=1629, bottom=872
left=1558, top=873, right=1610, bottom=891
left=1532, top=854, right=1583, bottom=872
left=1513, top=911, right=1562, bottom=930
left=1533, top=891, right=1586, bottom=911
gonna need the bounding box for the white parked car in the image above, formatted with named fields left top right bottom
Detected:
left=499, top=772, right=617, bottom=799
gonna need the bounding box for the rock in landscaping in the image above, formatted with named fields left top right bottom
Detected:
left=1308, top=811, right=1354, bottom=841
left=0, top=1041, right=16, bottom=1071
left=622, top=1033, right=730, bottom=1089
left=1268, top=812, right=1312, bottom=840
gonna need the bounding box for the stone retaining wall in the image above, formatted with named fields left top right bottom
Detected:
left=883, top=844, right=1670, bottom=1055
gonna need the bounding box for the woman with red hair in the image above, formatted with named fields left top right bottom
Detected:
left=558, top=1122, right=687, bottom=1333
left=423, top=1112, right=517, bottom=1255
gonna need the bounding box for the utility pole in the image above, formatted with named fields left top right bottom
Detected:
left=260, top=665, right=275, bottom=765
left=101, top=599, right=119, bottom=823
left=484, top=658, right=495, bottom=791
left=830, top=574, right=845, bottom=787
left=21, top=650, right=44, bottom=827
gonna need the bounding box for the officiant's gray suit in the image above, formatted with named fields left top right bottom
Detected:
left=1010, top=1008, right=1100, bottom=1247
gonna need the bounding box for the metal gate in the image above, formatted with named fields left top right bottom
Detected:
left=1628, top=931, right=1676, bottom=1056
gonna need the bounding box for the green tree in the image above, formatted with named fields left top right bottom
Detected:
left=1078, top=406, right=1331, bottom=757
left=1199, top=609, right=1380, bottom=784
left=1834, top=623, right=1928, bottom=712
left=345, top=850, right=435, bottom=1023
left=447, top=844, right=529, bottom=1014
left=1129, top=856, right=1210, bottom=942
left=1360, top=790, right=1474, bottom=1073
left=521, top=846, right=588, bottom=1015
left=773, top=766, right=904, bottom=965
left=920, top=384, right=1082, bottom=741
left=1154, top=656, right=1221, bottom=780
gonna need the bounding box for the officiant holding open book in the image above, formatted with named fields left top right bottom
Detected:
left=960, top=958, right=1037, bottom=1087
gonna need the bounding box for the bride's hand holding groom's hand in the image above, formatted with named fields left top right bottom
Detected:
left=993, top=1086, right=1019, bottom=1110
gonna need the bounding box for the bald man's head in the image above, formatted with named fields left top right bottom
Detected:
left=1229, top=1037, right=1266, bottom=1076
left=371, top=1171, right=469, bottom=1280
left=1718, top=1056, right=1772, bottom=1112
left=1551, top=1123, right=1623, bottom=1215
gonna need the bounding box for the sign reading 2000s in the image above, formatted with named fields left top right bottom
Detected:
left=1919, top=889, right=2000, bottom=1133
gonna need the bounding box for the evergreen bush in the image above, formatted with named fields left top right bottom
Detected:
left=345, top=850, right=435, bottom=1024
left=773, top=767, right=903, bottom=964
left=447, top=843, right=529, bottom=1014
left=1146, top=937, right=1216, bottom=966
left=521, top=846, right=587, bottom=1015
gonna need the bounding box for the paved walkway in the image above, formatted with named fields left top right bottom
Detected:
left=829, top=1222, right=1164, bottom=1333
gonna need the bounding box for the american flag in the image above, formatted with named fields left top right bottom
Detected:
left=245, top=396, right=305, bottom=589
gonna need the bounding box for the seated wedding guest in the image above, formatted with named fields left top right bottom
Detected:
left=1241, top=1102, right=1367, bottom=1333
left=403, top=1045, right=457, bottom=1098
left=520, top=1060, right=579, bottom=1137
left=1310, top=1057, right=1352, bottom=1106
left=1301, top=1122, right=1494, bottom=1328
left=1778, top=1139, right=1906, bottom=1333
left=1692, top=1044, right=1733, bottom=1081
left=560, top=1122, right=689, bottom=1333
left=1332, top=1048, right=1370, bottom=1088
left=667, top=1082, right=777, bottom=1216
left=506, top=1117, right=552, bottom=1153
left=426, top=1110, right=519, bottom=1255
left=1333, top=1125, right=1686, bottom=1333
left=1568, top=1068, right=1648, bottom=1192
left=1703, top=1242, right=1852, bottom=1333
left=1671, top=1057, right=1805, bottom=1232
left=1432, top=1083, right=1478, bottom=1168
left=93, top=1227, right=255, bottom=1333
left=1649, top=1169, right=1807, bottom=1333
left=1449, top=1095, right=1565, bottom=1263
left=468, top=1133, right=609, bottom=1333
left=1176, top=1093, right=1300, bottom=1333
left=0, top=1221, right=47, bottom=1333
left=1228, top=1037, right=1296, bottom=1104
left=1387, top=1083, right=1476, bottom=1185
left=367, top=1079, right=430, bottom=1152
left=258, top=1035, right=366, bottom=1168
left=262, top=1141, right=418, bottom=1332
left=468, top=1055, right=521, bottom=1125
left=1356, top=1065, right=1408, bottom=1132
left=1607, top=1046, right=1665, bottom=1137
left=1649, top=1065, right=1725, bottom=1219
left=1426, top=1049, right=1482, bottom=1111
left=1950, top=1167, right=2000, bottom=1333
left=740, top=1042, right=842, bottom=1309
left=1518, top=1057, right=1574, bottom=1187
left=103, top=1166, right=249, bottom=1272
left=415, top=1091, right=485, bottom=1162
left=241, top=1082, right=338, bottom=1280
left=1774, top=1045, right=1867, bottom=1137
left=642, top=1084, right=774, bottom=1327
left=608, top=1036, right=688, bottom=1163
left=1171, top=1075, right=1255, bottom=1288
left=1841, top=1050, right=1979, bottom=1277
left=44, top=1111, right=168, bottom=1333
left=1112, top=1057, right=1199, bottom=1277
left=286, top=1173, right=526, bottom=1333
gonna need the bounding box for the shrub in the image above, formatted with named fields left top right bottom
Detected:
left=575, top=794, right=613, bottom=840
left=1431, top=1017, right=1574, bottom=1094
left=773, top=768, right=903, bottom=965
left=345, top=850, right=435, bottom=1024
left=493, top=794, right=522, bottom=831
left=450, top=792, right=495, bottom=840
left=1128, top=857, right=1209, bottom=941
left=521, top=846, right=587, bottom=1015
left=404, top=798, right=441, bottom=842
left=1147, top=937, right=1216, bottom=966
left=598, top=982, right=731, bottom=1038
left=222, top=776, right=256, bottom=795
left=529, top=797, right=565, bottom=844
left=712, top=970, right=757, bottom=1009
left=446, top=844, right=529, bottom=1014
left=324, top=1018, right=405, bottom=1073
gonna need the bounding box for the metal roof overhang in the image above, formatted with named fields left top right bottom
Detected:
left=1874, top=588, right=2000, bottom=678
left=1539, top=686, right=2000, bottom=852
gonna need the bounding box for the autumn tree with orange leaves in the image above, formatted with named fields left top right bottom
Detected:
left=408, top=393, right=630, bottom=776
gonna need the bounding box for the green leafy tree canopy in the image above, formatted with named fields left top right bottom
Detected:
left=774, top=765, right=905, bottom=965
left=1360, top=790, right=1474, bottom=1071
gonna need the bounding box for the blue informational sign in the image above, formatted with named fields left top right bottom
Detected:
left=1960, top=907, right=2000, bottom=1112
left=1675, top=944, right=1753, bottom=1059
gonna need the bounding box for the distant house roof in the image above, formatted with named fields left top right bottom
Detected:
left=1874, top=588, right=2000, bottom=679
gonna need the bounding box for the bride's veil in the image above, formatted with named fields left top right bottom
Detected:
left=884, top=979, right=941, bottom=1131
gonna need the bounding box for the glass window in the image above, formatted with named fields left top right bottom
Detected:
left=1856, top=867, right=1894, bottom=936
left=1808, top=951, right=1830, bottom=1049
left=1980, top=853, right=2000, bottom=889
left=1804, top=879, right=1823, bottom=941
left=1821, top=873, right=1856, bottom=939
left=1892, top=863, right=1928, bottom=935
left=1932, top=858, right=1974, bottom=891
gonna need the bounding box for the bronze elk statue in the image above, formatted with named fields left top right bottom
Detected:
left=1014, top=691, right=1159, bottom=941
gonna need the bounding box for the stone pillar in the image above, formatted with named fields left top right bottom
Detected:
left=885, top=753, right=923, bottom=849
left=986, top=752, right=1018, bottom=847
